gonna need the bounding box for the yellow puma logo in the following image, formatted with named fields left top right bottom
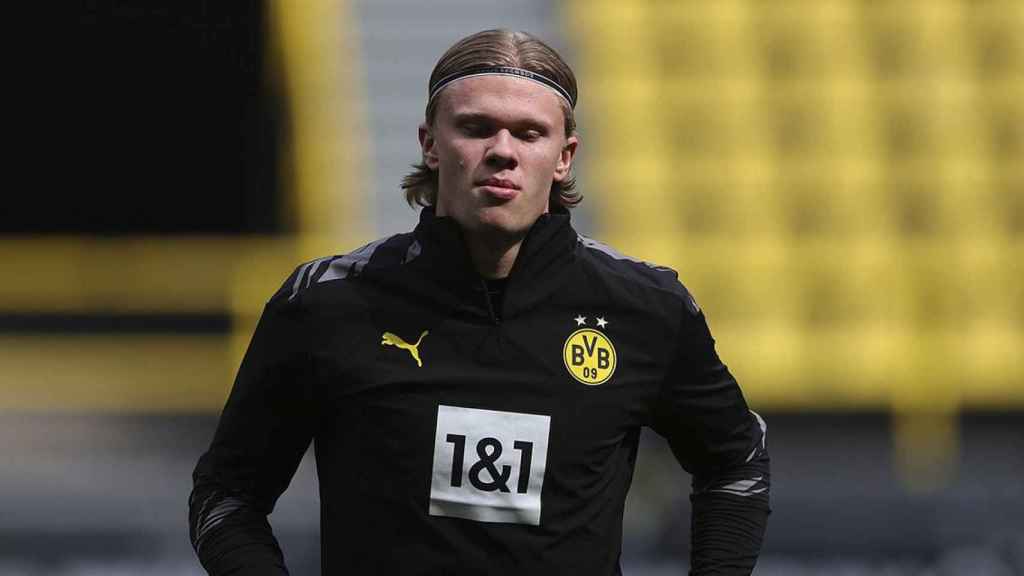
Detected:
left=381, top=330, right=429, bottom=368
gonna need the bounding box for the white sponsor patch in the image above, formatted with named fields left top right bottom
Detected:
left=429, top=405, right=551, bottom=525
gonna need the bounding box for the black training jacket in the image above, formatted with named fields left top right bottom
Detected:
left=189, top=207, right=770, bottom=575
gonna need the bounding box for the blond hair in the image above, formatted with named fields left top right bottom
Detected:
left=401, top=29, right=581, bottom=210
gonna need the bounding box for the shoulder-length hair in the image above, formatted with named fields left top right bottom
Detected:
left=401, top=29, right=581, bottom=210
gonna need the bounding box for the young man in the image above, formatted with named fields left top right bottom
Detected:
left=190, top=29, right=769, bottom=575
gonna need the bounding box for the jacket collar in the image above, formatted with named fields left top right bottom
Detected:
left=410, top=206, right=577, bottom=320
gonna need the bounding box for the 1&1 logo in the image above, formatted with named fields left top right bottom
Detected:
left=562, top=327, right=617, bottom=386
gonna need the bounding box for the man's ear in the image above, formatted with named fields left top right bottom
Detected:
left=553, top=134, right=579, bottom=183
left=418, top=123, right=439, bottom=170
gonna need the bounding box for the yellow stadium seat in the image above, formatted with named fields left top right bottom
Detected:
left=564, top=0, right=1023, bottom=411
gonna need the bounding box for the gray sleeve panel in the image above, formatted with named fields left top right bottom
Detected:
left=187, top=478, right=288, bottom=575
left=190, top=490, right=251, bottom=554
left=700, top=411, right=769, bottom=497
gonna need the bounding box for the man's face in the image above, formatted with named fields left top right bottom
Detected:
left=419, top=75, right=578, bottom=238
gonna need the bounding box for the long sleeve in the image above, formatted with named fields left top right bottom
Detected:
left=650, top=302, right=770, bottom=576
left=189, top=275, right=317, bottom=576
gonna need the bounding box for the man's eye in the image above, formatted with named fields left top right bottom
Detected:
left=519, top=130, right=542, bottom=142
left=461, top=123, right=489, bottom=137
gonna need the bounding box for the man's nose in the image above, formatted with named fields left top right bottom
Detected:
left=485, top=129, right=518, bottom=168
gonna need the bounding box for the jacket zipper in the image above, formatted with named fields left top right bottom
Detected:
left=480, top=277, right=501, bottom=325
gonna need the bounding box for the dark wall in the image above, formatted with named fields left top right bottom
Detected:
left=12, top=1, right=282, bottom=235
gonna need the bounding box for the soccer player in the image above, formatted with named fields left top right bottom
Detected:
left=189, top=29, right=769, bottom=575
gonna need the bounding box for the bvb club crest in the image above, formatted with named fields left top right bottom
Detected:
left=562, top=316, right=617, bottom=386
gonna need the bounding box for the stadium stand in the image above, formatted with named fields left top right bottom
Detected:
left=566, top=0, right=1023, bottom=417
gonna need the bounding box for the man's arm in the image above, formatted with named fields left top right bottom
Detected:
left=189, top=278, right=317, bottom=576
left=651, top=301, right=770, bottom=575
left=687, top=410, right=769, bottom=575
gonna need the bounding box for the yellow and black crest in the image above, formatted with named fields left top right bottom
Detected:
left=562, top=317, right=617, bottom=385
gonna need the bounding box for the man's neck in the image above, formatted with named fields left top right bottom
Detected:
left=463, top=230, right=524, bottom=279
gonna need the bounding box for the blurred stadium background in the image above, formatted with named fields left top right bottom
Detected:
left=3, top=0, right=1021, bottom=574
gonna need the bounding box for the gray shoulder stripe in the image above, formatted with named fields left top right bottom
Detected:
left=318, top=236, right=392, bottom=285
left=287, top=235, right=415, bottom=299
left=404, top=240, right=422, bottom=264
left=288, top=256, right=332, bottom=301
left=288, top=261, right=315, bottom=302
left=578, top=235, right=672, bottom=272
